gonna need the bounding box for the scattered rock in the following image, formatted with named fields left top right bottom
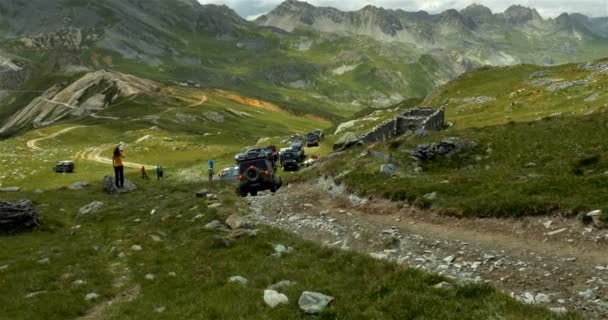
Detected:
left=85, top=292, right=99, bottom=301
left=423, top=192, right=438, bottom=201
left=78, top=201, right=104, bottom=215
left=585, top=93, right=600, bottom=102
left=410, top=139, right=477, bottom=161
left=150, top=235, right=162, bottom=242
left=0, top=200, right=42, bottom=234
left=298, top=291, right=334, bottom=314
left=131, top=245, right=143, bottom=251
left=208, top=203, right=222, bottom=209
left=103, top=176, right=137, bottom=194
left=25, top=291, right=47, bottom=298
left=0, top=187, right=20, bottom=192
left=587, top=210, right=606, bottom=229
left=524, top=162, right=537, bottom=168
left=155, top=306, right=166, bottom=313
left=273, top=244, right=293, bottom=257
left=269, top=280, right=296, bottom=291
left=264, top=289, right=289, bottom=308
left=550, top=307, right=568, bottom=314
left=196, top=189, right=209, bottom=198
left=204, top=220, right=224, bottom=230
left=535, top=293, right=551, bottom=304
left=542, top=221, right=553, bottom=229
left=68, top=181, right=88, bottom=190
left=72, top=279, right=86, bottom=286
left=228, top=276, right=248, bottom=286
left=225, top=214, right=253, bottom=230
left=380, top=164, right=397, bottom=175
left=145, top=274, right=155, bottom=280
left=578, top=289, right=594, bottom=299
left=433, top=281, right=454, bottom=289
left=546, top=228, right=567, bottom=236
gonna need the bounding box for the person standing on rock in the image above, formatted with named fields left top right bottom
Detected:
left=112, top=144, right=125, bottom=189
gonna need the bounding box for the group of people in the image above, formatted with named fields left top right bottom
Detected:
left=111, top=142, right=215, bottom=189
left=111, top=143, right=164, bottom=189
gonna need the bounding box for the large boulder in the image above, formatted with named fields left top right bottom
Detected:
left=264, top=290, right=289, bottom=308
left=333, top=133, right=363, bottom=151
left=0, top=200, right=42, bottom=234
left=103, top=176, right=137, bottom=194
left=298, top=291, right=334, bottom=314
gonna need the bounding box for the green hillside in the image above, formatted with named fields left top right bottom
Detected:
left=294, top=59, right=608, bottom=218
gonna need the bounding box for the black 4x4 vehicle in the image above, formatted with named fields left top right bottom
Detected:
left=306, top=132, right=320, bottom=147
left=281, top=149, right=300, bottom=171
left=238, top=156, right=282, bottom=197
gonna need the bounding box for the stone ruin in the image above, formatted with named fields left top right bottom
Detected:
left=333, top=107, right=445, bottom=151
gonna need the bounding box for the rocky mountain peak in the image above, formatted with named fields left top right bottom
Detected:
left=503, top=5, right=543, bottom=24
left=461, top=3, right=494, bottom=18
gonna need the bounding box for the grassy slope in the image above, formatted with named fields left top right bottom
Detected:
left=0, top=179, right=579, bottom=319
left=292, top=59, right=608, bottom=217
left=0, top=86, right=330, bottom=190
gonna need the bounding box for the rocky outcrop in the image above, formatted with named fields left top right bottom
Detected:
left=0, top=70, right=159, bottom=133
left=0, top=200, right=42, bottom=234
left=19, top=27, right=98, bottom=50
left=103, top=176, right=137, bottom=194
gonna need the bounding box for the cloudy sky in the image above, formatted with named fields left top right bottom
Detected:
left=198, top=0, right=608, bottom=20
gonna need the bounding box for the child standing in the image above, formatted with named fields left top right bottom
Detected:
left=140, top=166, right=149, bottom=180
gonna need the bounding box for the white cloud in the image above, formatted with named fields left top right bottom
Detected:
left=198, top=0, right=608, bottom=20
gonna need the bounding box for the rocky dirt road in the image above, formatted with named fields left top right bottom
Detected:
left=247, top=177, right=608, bottom=319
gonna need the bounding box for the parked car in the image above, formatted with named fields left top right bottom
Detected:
left=219, top=166, right=239, bottom=182
left=53, top=160, right=75, bottom=173
left=290, top=142, right=306, bottom=161
left=281, top=150, right=300, bottom=171
left=312, top=129, right=325, bottom=140
left=306, top=132, right=320, bottom=147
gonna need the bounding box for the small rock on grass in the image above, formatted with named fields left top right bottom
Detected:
left=433, top=281, right=454, bottom=289
left=298, top=291, right=334, bottom=314
left=225, top=214, right=253, bottom=230
left=131, top=245, right=143, bottom=251
left=228, top=276, right=248, bottom=286
left=145, top=274, right=155, bottom=281
left=85, top=292, right=100, bottom=301
left=264, top=290, right=289, bottom=308
left=204, top=220, right=224, bottom=230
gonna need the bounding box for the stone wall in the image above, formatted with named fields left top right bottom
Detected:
left=361, top=107, right=444, bottom=144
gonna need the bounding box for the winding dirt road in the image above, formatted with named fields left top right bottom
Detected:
left=26, top=126, right=86, bottom=151
left=27, top=125, right=152, bottom=169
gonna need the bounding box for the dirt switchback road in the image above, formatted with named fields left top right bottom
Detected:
left=247, top=177, right=608, bottom=319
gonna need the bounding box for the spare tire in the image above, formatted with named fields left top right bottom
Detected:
left=245, top=167, right=260, bottom=182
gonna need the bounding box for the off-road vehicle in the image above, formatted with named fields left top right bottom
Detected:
left=290, top=142, right=306, bottom=161
left=53, top=160, right=75, bottom=173
left=238, top=154, right=282, bottom=197
left=281, top=149, right=300, bottom=171
left=234, top=147, right=273, bottom=163
left=305, top=132, right=320, bottom=147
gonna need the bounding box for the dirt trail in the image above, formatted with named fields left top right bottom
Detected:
left=77, top=144, right=154, bottom=169
left=247, top=178, right=608, bottom=319
left=26, top=126, right=86, bottom=151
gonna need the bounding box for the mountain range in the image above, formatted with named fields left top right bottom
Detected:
left=0, top=0, right=607, bottom=132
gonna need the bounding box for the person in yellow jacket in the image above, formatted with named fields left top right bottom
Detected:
left=112, top=143, right=125, bottom=189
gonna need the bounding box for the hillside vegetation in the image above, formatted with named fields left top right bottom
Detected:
left=294, top=59, right=608, bottom=217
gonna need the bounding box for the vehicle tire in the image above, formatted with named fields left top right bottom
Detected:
left=250, top=190, right=258, bottom=197
left=239, top=190, right=248, bottom=197
left=270, top=183, right=277, bottom=193
left=244, top=167, right=260, bottom=182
